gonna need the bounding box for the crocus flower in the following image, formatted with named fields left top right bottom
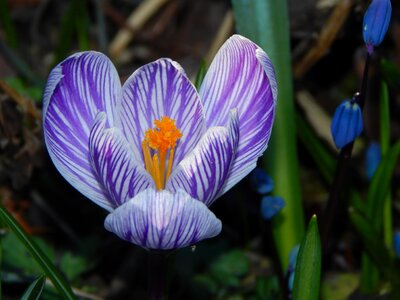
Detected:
left=331, top=99, right=363, bottom=149
left=43, top=35, right=277, bottom=250
left=363, top=0, right=392, bottom=54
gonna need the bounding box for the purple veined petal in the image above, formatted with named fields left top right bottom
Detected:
left=120, top=58, right=206, bottom=168
left=166, top=110, right=239, bottom=206
left=89, top=113, right=155, bottom=208
left=199, top=35, right=277, bottom=194
left=104, top=188, right=222, bottom=250
left=43, top=51, right=122, bottom=211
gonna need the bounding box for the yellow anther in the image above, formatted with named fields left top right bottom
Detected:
left=142, top=116, right=182, bottom=190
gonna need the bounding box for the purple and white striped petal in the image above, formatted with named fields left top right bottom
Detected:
left=199, top=35, right=277, bottom=194
left=104, top=189, right=221, bottom=250
left=120, top=58, right=206, bottom=168
left=43, top=52, right=121, bottom=211
left=89, top=113, right=155, bottom=208
left=166, top=111, right=239, bottom=206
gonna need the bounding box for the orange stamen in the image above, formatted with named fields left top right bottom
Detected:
left=152, top=154, right=162, bottom=190
left=166, top=147, right=175, bottom=181
left=142, top=141, right=153, bottom=176
left=142, top=116, right=182, bottom=190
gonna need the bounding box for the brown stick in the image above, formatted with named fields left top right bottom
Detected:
left=293, top=0, right=354, bottom=78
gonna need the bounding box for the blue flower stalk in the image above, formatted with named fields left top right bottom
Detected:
left=321, top=0, right=391, bottom=255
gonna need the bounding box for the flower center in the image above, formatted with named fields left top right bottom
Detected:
left=142, top=116, right=182, bottom=190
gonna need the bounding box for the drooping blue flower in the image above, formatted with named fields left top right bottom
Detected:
left=394, top=232, right=400, bottom=258
left=365, top=142, right=381, bottom=180
left=260, top=196, right=285, bottom=220
left=363, top=0, right=392, bottom=54
left=250, top=168, right=274, bottom=194
left=42, top=35, right=277, bottom=250
left=331, top=100, right=363, bottom=149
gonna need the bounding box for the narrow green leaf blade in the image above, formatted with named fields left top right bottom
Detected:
left=361, top=141, right=400, bottom=292
left=292, top=215, right=321, bottom=300
left=0, top=0, right=18, bottom=48
left=0, top=204, right=76, bottom=300
left=379, top=81, right=393, bottom=250
left=296, top=113, right=335, bottom=183
left=21, top=275, right=46, bottom=300
left=194, top=60, right=207, bottom=89
left=379, top=81, right=390, bottom=154
left=366, top=141, right=400, bottom=230
left=349, top=208, right=392, bottom=278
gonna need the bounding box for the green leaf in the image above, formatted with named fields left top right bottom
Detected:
left=60, top=252, right=88, bottom=281
left=0, top=204, right=76, bottom=300
left=75, top=0, right=90, bottom=51
left=381, top=59, right=400, bottom=88
left=256, top=276, right=279, bottom=300
left=379, top=81, right=390, bottom=154
left=210, top=249, right=249, bottom=288
left=2, top=232, right=55, bottom=276
left=366, top=141, right=400, bottom=231
left=296, top=113, right=335, bottom=183
left=56, top=0, right=89, bottom=62
left=4, top=77, right=43, bottom=103
left=21, top=275, right=46, bottom=300
left=194, top=60, right=207, bottom=89
left=292, top=215, right=321, bottom=300
left=321, top=272, right=359, bottom=300
left=349, top=208, right=391, bottom=277
left=232, top=0, right=304, bottom=271
left=0, top=0, right=18, bottom=48
left=379, top=81, right=393, bottom=251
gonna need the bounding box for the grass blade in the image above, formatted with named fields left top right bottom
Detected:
left=0, top=204, right=76, bottom=300
left=21, top=275, right=46, bottom=300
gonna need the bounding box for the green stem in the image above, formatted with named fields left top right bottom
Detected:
left=148, top=250, right=169, bottom=300
left=379, top=81, right=392, bottom=251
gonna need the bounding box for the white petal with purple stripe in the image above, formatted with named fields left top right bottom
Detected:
left=199, top=35, right=277, bottom=194
left=89, top=113, right=155, bottom=208
left=120, top=58, right=206, bottom=168
left=167, top=110, right=239, bottom=206
left=104, top=189, right=222, bottom=250
left=43, top=52, right=121, bottom=211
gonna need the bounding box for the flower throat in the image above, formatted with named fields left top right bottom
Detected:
left=142, top=116, right=182, bottom=190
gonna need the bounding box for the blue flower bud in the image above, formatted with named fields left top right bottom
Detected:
left=260, top=196, right=285, bottom=220
left=331, top=100, right=363, bottom=149
left=365, top=142, right=381, bottom=180
left=250, top=168, right=274, bottom=194
left=394, top=232, right=400, bottom=258
left=363, top=0, right=392, bottom=53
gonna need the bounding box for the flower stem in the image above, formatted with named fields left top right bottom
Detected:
left=321, top=52, right=371, bottom=256
left=148, top=250, right=169, bottom=300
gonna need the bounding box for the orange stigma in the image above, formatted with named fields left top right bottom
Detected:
left=142, top=116, right=182, bottom=190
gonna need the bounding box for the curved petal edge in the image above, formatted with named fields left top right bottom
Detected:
left=104, top=189, right=222, bottom=250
